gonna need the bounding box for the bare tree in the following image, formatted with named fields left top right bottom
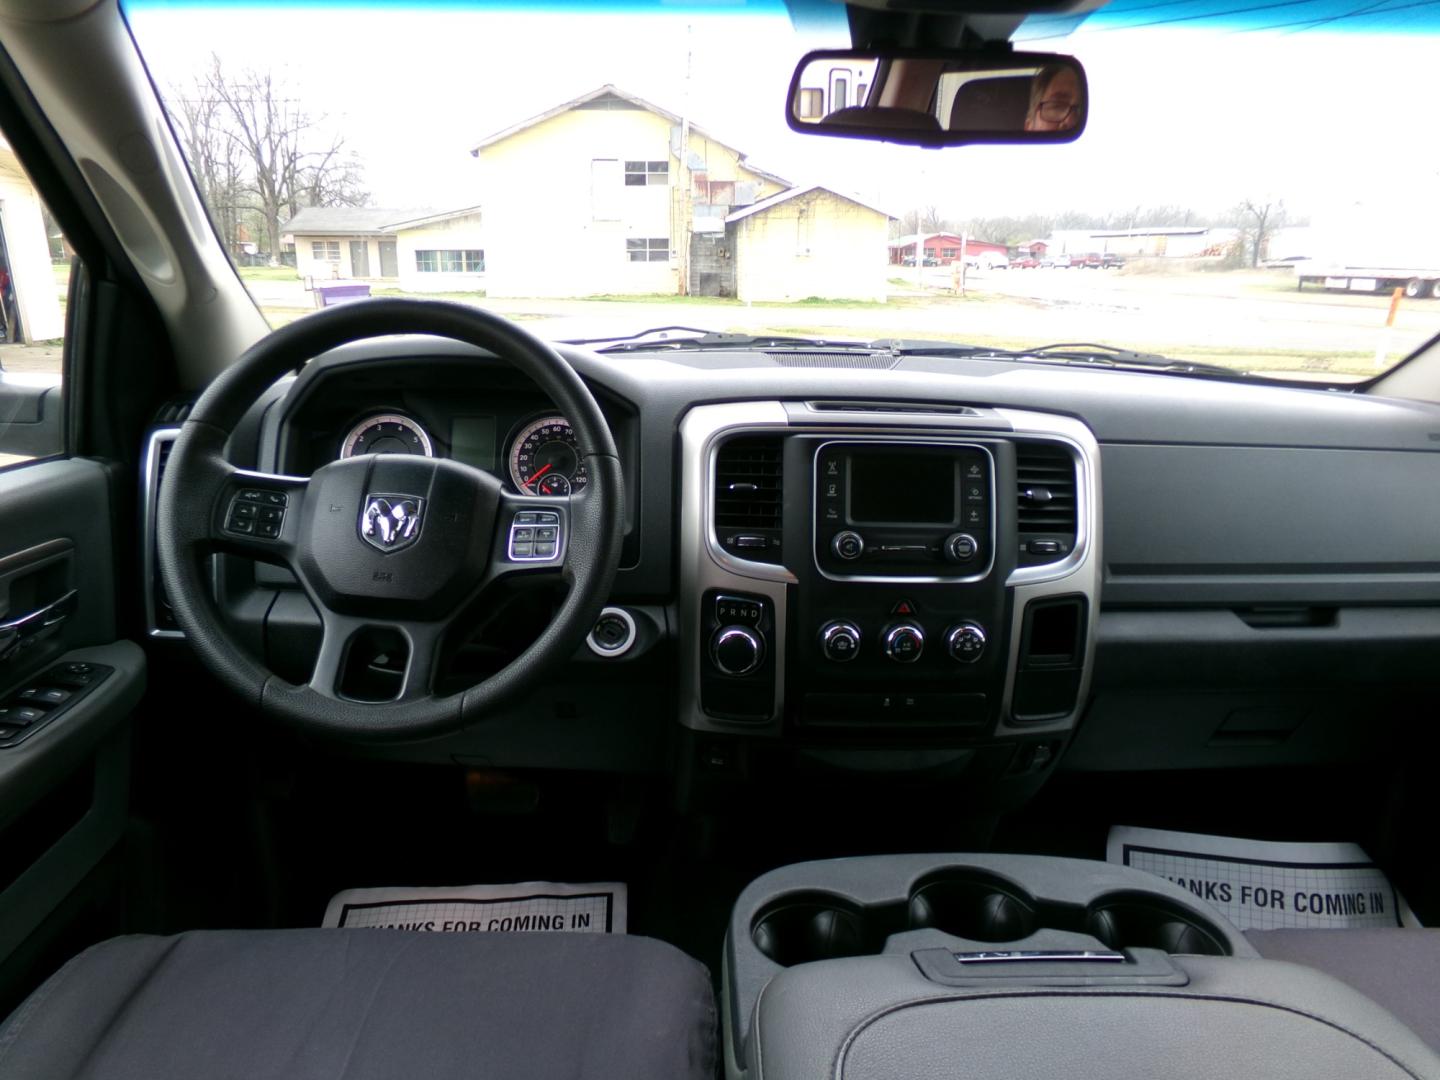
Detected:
left=168, top=84, right=249, bottom=253
left=172, top=56, right=368, bottom=262
left=1234, top=198, right=1285, bottom=268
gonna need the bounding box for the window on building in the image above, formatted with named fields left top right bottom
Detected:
left=797, top=89, right=823, bottom=119
left=312, top=240, right=340, bottom=263
left=415, top=249, right=484, bottom=273
left=856, top=82, right=869, bottom=105
left=942, top=247, right=958, bottom=258
left=625, top=237, right=669, bottom=263
left=624, top=160, right=669, bottom=186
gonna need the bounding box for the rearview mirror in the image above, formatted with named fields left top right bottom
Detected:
left=787, top=49, right=1088, bottom=148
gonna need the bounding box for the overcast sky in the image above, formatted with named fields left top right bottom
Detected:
left=125, top=1, right=1440, bottom=230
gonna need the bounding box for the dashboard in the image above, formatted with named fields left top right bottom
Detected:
left=143, top=336, right=1440, bottom=803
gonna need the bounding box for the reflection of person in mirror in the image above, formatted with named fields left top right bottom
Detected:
left=1024, top=64, right=1082, bottom=132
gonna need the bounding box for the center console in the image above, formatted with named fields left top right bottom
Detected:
left=723, top=855, right=1440, bottom=1080
left=678, top=401, right=1101, bottom=802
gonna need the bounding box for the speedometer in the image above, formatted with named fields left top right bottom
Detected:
left=339, top=414, right=434, bottom=459
left=508, top=415, right=588, bottom=496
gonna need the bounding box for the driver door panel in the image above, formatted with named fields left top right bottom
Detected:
left=0, top=457, right=144, bottom=1005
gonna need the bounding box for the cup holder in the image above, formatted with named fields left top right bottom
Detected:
left=907, top=872, right=1039, bottom=943
left=751, top=893, right=870, bottom=967
left=1085, top=891, right=1230, bottom=956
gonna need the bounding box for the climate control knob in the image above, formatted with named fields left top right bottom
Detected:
left=947, top=622, right=987, bottom=663
left=711, top=625, right=764, bottom=676
left=831, top=531, right=865, bottom=561
left=819, top=620, right=862, bottom=662
left=944, top=532, right=979, bottom=564
left=883, top=623, right=925, bottom=663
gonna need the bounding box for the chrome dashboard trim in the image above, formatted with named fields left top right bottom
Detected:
left=681, top=402, right=794, bottom=735
left=679, top=401, right=1102, bottom=736
left=142, top=427, right=183, bottom=639
left=994, top=408, right=1103, bottom=737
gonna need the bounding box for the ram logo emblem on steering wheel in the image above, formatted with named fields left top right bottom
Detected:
left=360, top=494, right=424, bottom=552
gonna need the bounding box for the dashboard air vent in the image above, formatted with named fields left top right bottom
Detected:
left=153, top=399, right=194, bottom=425
left=714, top=435, right=783, bottom=563
left=1016, top=440, right=1078, bottom=566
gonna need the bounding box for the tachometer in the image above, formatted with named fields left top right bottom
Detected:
left=508, top=415, right=588, bottom=495
left=339, top=414, right=434, bottom=459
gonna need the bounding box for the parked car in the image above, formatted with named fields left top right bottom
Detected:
left=1050, top=253, right=1074, bottom=268
left=1014, top=256, right=1040, bottom=269
left=1102, top=253, right=1126, bottom=269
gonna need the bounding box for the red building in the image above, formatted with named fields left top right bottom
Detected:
left=888, top=233, right=1009, bottom=265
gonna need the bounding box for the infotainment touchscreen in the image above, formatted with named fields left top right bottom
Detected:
left=848, top=452, right=956, bottom=525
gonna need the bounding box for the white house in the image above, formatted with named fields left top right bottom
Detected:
left=726, top=186, right=892, bottom=303
left=0, top=137, right=64, bottom=343
left=283, top=207, right=414, bottom=281
left=469, top=85, right=791, bottom=298
left=282, top=205, right=486, bottom=293
left=387, top=207, right=486, bottom=293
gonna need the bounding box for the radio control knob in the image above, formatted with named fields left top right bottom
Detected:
left=831, top=531, right=865, bottom=561
left=819, top=620, right=862, bottom=662
left=944, top=532, right=979, bottom=564
left=711, top=625, right=764, bottom=676
left=947, top=622, right=987, bottom=663
left=883, top=623, right=925, bottom=663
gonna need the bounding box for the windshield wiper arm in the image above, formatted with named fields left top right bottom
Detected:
left=560, top=325, right=719, bottom=346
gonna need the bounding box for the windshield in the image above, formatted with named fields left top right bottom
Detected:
left=126, top=0, right=1440, bottom=384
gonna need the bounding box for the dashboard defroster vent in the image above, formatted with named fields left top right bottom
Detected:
left=1016, top=440, right=1078, bottom=567
left=714, top=435, right=784, bottom=563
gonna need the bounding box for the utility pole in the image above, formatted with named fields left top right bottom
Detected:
left=678, top=25, right=693, bottom=296
left=915, top=208, right=925, bottom=290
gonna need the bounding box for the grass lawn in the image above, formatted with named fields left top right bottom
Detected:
left=580, top=292, right=898, bottom=309
left=371, top=287, right=487, bottom=302
left=239, top=265, right=302, bottom=282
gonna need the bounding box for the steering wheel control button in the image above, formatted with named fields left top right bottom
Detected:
left=586, top=607, right=638, bottom=658
left=832, top=530, right=865, bottom=561
left=883, top=623, right=925, bottom=663
left=947, top=622, right=988, bottom=663
left=508, top=510, right=562, bottom=561
left=230, top=488, right=287, bottom=540
left=711, top=625, right=764, bottom=677
left=819, top=621, right=862, bottom=662
left=944, top=533, right=979, bottom=563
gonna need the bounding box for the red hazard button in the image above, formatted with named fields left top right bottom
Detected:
left=891, top=599, right=917, bottom=616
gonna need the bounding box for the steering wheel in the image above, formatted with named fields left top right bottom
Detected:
left=155, top=299, right=624, bottom=740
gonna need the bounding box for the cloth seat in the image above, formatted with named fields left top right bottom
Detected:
left=0, top=928, right=716, bottom=1079
left=1247, top=928, right=1440, bottom=1056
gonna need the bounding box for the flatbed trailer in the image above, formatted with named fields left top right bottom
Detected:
left=1295, top=261, right=1440, bottom=299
